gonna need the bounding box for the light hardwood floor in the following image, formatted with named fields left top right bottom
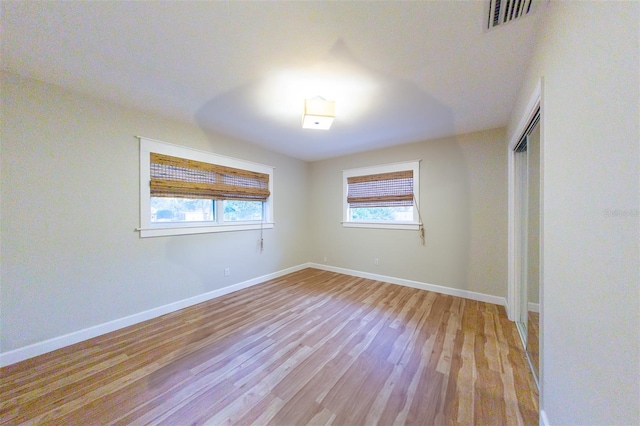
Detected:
left=0, top=269, right=538, bottom=425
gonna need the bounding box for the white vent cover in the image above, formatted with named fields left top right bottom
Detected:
left=487, top=0, right=537, bottom=30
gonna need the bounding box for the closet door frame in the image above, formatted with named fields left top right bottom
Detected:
left=507, top=80, right=542, bottom=393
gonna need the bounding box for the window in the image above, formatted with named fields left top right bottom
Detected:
left=138, top=137, right=273, bottom=237
left=223, top=200, right=264, bottom=221
left=151, top=197, right=214, bottom=223
left=343, top=160, right=421, bottom=230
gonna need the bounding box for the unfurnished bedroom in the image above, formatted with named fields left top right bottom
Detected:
left=1, top=1, right=638, bottom=425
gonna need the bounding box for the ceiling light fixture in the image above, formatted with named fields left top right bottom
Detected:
left=302, top=97, right=335, bottom=130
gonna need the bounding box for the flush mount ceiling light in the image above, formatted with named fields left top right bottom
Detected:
left=302, top=97, right=335, bottom=130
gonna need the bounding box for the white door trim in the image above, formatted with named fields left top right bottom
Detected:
left=507, top=80, right=541, bottom=321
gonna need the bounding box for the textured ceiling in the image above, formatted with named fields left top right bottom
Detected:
left=1, top=1, right=543, bottom=161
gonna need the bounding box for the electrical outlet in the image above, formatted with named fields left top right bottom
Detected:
left=224, top=268, right=230, bottom=276
left=374, top=258, right=379, bottom=265
left=323, top=256, right=327, bottom=262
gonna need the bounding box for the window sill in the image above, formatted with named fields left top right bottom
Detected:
left=341, top=221, right=421, bottom=231
left=138, top=222, right=274, bottom=238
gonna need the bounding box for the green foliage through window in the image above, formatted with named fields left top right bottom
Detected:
left=223, top=200, right=263, bottom=221
left=350, top=206, right=413, bottom=221
left=151, top=198, right=214, bottom=222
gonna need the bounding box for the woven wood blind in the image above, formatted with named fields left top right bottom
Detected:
left=347, top=170, right=413, bottom=208
left=150, top=153, right=270, bottom=201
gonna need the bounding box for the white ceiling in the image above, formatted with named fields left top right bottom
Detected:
left=1, top=1, right=542, bottom=161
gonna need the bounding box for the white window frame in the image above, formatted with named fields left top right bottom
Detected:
left=138, top=137, right=274, bottom=238
left=342, top=160, right=421, bottom=230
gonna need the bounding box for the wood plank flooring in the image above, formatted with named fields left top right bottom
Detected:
left=0, top=268, right=538, bottom=425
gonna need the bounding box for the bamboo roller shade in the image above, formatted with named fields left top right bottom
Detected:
left=347, top=170, right=413, bottom=207
left=150, top=153, right=270, bottom=201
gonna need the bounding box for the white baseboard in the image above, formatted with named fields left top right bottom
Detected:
left=1, top=263, right=506, bottom=367
left=308, top=263, right=506, bottom=307
left=529, top=302, right=540, bottom=313
left=540, top=409, right=550, bottom=426
left=0, top=264, right=309, bottom=367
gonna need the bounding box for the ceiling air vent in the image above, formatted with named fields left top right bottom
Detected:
left=487, top=0, right=536, bottom=30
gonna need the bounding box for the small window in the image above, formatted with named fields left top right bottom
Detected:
left=139, top=137, right=274, bottom=237
left=343, top=161, right=421, bottom=230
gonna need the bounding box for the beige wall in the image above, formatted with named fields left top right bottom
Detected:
left=0, top=73, right=310, bottom=352
left=309, top=128, right=508, bottom=297
left=507, top=1, right=639, bottom=424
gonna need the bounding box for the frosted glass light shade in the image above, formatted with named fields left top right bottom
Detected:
left=302, top=98, right=335, bottom=130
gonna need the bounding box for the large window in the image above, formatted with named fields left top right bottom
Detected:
left=343, top=161, right=421, bottom=230
left=139, top=137, right=274, bottom=237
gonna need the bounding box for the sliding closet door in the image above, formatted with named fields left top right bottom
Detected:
left=515, top=147, right=529, bottom=337
left=526, top=122, right=540, bottom=380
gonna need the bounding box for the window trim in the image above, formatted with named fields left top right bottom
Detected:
left=342, top=160, right=421, bottom=230
left=138, top=137, right=274, bottom=238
